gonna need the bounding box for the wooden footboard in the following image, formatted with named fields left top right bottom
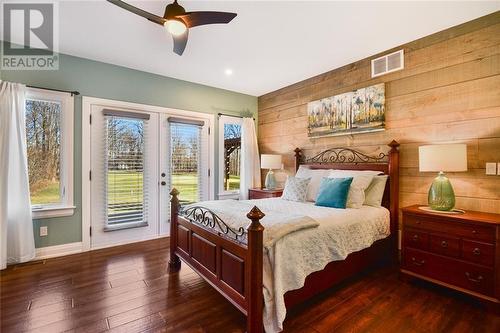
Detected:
left=168, top=188, right=265, bottom=333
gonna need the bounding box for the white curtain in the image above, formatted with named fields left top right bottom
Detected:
left=239, top=117, right=261, bottom=200
left=0, top=81, right=35, bottom=270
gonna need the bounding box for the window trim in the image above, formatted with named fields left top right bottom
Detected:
left=26, top=88, right=75, bottom=219
left=218, top=115, right=242, bottom=198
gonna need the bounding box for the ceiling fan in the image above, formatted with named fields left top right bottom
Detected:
left=107, top=0, right=237, bottom=55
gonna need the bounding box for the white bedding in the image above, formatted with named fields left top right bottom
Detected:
left=185, top=198, right=390, bottom=333
left=246, top=198, right=390, bottom=333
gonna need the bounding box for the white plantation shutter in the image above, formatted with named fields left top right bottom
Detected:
left=168, top=117, right=208, bottom=203
left=103, top=110, right=150, bottom=230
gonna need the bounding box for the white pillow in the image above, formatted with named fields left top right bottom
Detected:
left=364, top=175, right=388, bottom=207
left=281, top=176, right=311, bottom=202
left=327, top=170, right=382, bottom=208
left=296, top=166, right=330, bottom=202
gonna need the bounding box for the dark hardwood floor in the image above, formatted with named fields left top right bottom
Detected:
left=1, top=238, right=498, bottom=333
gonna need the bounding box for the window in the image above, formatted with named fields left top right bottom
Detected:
left=169, top=118, right=205, bottom=204
left=218, top=116, right=242, bottom=197
left=104, top=112, right=149, bottom=230
left=25, top=88, right=74, bottom=218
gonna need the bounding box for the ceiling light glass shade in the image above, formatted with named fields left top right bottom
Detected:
left=164, top=19, right=187, bottom=36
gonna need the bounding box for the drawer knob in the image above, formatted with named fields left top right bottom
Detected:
left=441, top=241, right=448, bottom=248
left=472, top=230, right=478, bottom=235
left=472, top=248, right=481, bottom=256
left=411, top=257, right=425, bottom=266
left=465, top=272, right=483, bottom=284
left=412, top=234, right=419, bottom=241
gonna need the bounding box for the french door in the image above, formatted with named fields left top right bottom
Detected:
left=88, top=102, right=210, bottom=249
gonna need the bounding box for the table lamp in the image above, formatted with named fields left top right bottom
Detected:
left=418, top=144, right=467, bottom=211
left=261, top=154, right=282, bottom=190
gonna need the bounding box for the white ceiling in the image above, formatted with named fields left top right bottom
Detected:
left=54, top=1, right=500, bottom=96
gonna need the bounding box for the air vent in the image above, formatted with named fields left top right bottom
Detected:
left=371, top=49, right=404, bottom=77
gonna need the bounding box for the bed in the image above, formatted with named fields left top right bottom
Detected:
left=167, top=141, right=400, bottom=333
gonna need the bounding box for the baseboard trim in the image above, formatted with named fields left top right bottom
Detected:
left=35, top=242, right=83, bottom=260
left=90, top=234, right=168, bottom=251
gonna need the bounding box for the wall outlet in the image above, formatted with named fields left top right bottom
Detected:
left=486, top=163, right=497, bottom=175
left=498, top=163, right=500, bottom=175
left=40, top=226, right=48, bottom=237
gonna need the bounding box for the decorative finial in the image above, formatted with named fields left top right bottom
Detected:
left=247, top=206, right=265, bottom=220
left=388, top=140, right=400, bottom=149
left=170, top=188, right=179, bottom=196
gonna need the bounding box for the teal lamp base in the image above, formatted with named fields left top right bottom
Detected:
left=264, top=169, right=276, bottom=190
left=428, top=171, right=456, bottom=211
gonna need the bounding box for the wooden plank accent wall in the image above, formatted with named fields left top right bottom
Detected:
left=257, top=12, right=500, bottom=216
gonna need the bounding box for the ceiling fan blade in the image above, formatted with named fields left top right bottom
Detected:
left=107, top=0, right=166, bottom=26
left=177, top=11, right=237, bottom=28
left=172, top=29, right=189, bottom=55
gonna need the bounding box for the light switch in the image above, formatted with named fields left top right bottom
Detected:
left=485, top=162, right=497, bottom=175
left=498, top=163, right=500, bottom=175
left=40, top=226, right=48, bottom=236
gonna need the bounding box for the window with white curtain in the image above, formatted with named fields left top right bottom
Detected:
left=218, top=115, right=242, bottom=197
left=25, top=88, right=74, bottom=218
left=104, top=112, right=149, bottom=229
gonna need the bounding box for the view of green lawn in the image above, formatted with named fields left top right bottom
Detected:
left=30, top=181, right=60, bottom=205
left=30, top=172, right=241, bottom=206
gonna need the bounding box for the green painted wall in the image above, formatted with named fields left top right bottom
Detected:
left=1, top=47, right=257, bottom=248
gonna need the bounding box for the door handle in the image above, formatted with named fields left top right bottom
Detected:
left=161, top=181, right=166, bottom=186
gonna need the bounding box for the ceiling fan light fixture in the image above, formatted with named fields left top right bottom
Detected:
left=164, top=19, right=186, bottom=36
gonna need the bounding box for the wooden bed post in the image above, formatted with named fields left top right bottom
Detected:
left=388, top=140, right=400, bottom=262
left=294, top=148, right=302, bottom=172
left=246, top=206, right=265, bottom=333
left=168, top=188, right=181, bottom=273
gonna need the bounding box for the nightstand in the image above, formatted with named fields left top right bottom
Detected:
left=401, top=205, right=500, bottom=309
left=248, top=188, right=283, bottom=200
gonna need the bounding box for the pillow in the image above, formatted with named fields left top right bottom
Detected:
left=281, top=176, right=311, bottom=202
left=328, top=170, right=381, bottom=208
left=295, top=166, right=330, bottom=202
left=364, top=175, right=388, bottom=207
left=315, top=177, right=353, bottom=209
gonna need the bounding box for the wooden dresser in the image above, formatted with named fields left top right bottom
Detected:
left=401, top=205, right=500, bottom=308
left=248, top=188, right=283, bottom=199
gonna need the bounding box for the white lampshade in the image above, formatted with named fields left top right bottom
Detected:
left=419, top=144, right=467, bottom=172
left=261, top=154, right=282, bottom=170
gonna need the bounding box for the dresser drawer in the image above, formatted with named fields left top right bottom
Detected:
left=404, top=214, right=495, bottom=242
left=462, top=240, right=495, bottom=267
left=429, top=234, right=460, bottom=258
left=403, top=248, right=494, bottom=297
left=403, top=229, right=429, bottom=250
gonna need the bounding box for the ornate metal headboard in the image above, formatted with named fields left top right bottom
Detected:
left=293, top=140, right=400, bottom=251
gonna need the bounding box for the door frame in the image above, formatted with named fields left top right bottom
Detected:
left=82, top=96, right=214, bottom=251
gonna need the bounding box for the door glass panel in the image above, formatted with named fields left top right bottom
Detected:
left=170, top=122, right=202, bottom=203
left=105, top=115, right=148, bottom=227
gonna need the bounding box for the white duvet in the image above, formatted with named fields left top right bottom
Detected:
left=186, top=198, right=390, bottom=333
